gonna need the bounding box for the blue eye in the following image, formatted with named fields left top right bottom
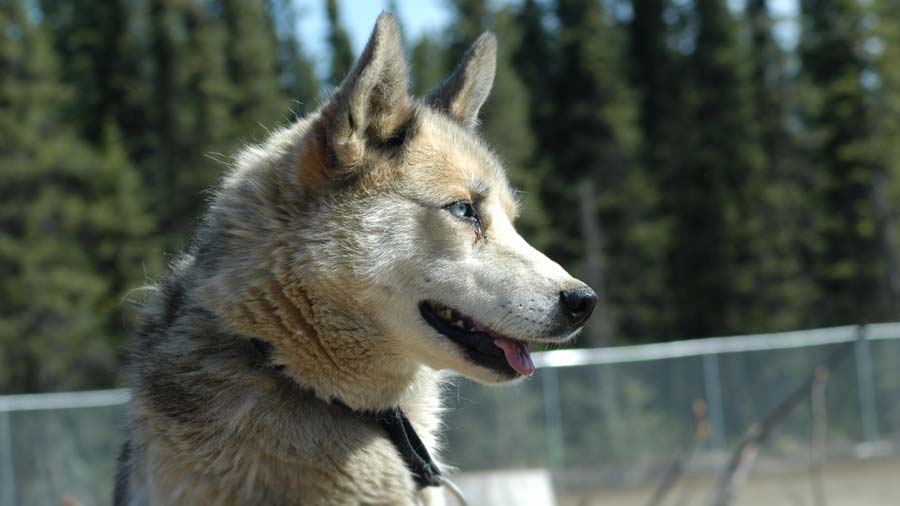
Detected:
left=447, top=201, right=474, bottom=219
left=445, top=201, right=482, bottom=233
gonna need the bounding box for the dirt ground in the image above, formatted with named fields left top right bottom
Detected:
left=557, top=457, right=900, bottom=506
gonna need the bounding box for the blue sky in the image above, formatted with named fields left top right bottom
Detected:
left=297, top=0, right=453, bottom=79
left=296, top=0, right=800, bottom=79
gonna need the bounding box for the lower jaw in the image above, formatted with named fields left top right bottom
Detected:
left=417, top=302, right=527, bottom=379
left=461, top=350, right=519, bottom=379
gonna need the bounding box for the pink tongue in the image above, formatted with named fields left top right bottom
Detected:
left=493, top=338, right=535, bottom=376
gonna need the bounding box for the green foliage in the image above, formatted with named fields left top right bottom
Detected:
left=1, top=0, right=320, bottom=393
left=665, top=0, right=765, bottom=337
left=873, top=0, right=900, bottom=309
left=0, top=0, right=155, bottom=392
left=6, top=0, right=900, bottom=393
left=411, top=34, right=444, bottom=96
left=538, top=0, right=649, bottom=344
left=39, top=0, right=149, bottom=148
left=270, top=0, right=320, bottom=113
left=744, top=0, right=819, bottom=331
left=801, top=0, right=896, bottom=323
left=326, top=0, right=354, bottom=88
left=221, top=0, right=284, bottom=136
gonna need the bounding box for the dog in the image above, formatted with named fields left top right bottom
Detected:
left=114, top=13, right=596, bottom=505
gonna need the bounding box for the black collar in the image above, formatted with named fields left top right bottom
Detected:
left=249, top=338, right=442, bottom=489
left=357, top=407, right=442, bottom=488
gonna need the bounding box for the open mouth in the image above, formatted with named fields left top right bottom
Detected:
left=418, top=301, right=535, bottom=377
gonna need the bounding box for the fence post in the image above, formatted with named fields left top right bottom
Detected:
left=0, top=410, right=15, bottom=506
left=702, top=353, right=726, bottom=452
left=542, top=367, right=565, bottom=478
left=854, top=336, right=880, bottom=443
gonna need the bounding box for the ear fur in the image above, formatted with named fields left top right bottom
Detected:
left=426, top=32, right=497, bottom=130
left=320, top=13, right=410, bottom=168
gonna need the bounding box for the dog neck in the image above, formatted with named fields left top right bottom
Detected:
left=248, top=338, right=442, bottom=490
left=196, top=264, right=428, bottom=412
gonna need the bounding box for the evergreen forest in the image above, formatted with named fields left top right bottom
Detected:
left=3, top=0, right=900, bottom=393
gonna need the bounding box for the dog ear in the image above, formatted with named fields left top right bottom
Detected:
left=319, top=13, right=410, bottom=168
left=426, top=32, right=496, bottom=130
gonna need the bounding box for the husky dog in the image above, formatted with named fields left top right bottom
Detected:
left=115, top=13, right=596, bottom=506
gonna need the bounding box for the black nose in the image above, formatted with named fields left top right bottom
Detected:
left=560, top=288, right=598, bottom=327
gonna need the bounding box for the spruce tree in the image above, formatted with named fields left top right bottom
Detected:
left=444, top=0, right=490, bottom=64
left=269, top=0, right=320, bottom=113
left=411, top=34, right=445, bottom=96
left=801, top=0, right=894, bottom=323
left=872, top=0, right=900, bottom=304
left=543, top=0, right=642, bottom=343
left=0, top=0, right=155, bottom=392
left=40, top=0, right=152, bottom=160
left=221, top=0, right=285, bottom=136
left=663, top=0, right=767, bottom=337
left=512, top=0, right=555, bottom=154
left=625, top=0, right=679, bottom=339
left=148, top=0, right=182, bottom=246
left=326, top=0, right=354, bottom=88
left=745, top=0, right=818, bottom=330
left=173, top=0, right=237, bottom=245
left=629, top=0, right=670, bottom=172
left=491, top=8, right=550, bottom=245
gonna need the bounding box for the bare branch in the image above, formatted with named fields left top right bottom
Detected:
left=708, top=325, right=866, bottom=506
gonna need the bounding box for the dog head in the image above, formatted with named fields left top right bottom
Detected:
left=291, top=14, right=597, bottom=385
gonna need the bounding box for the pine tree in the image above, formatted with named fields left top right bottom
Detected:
left=444, top=0, right=489, bottom=64
left=269, top=0, right=320, bottom=114
left=148, top=0, right=182, bottom=246
left=326, top=0, right=354, bottom=88
left=490, top=7, right=553, bottom=250
left=221, top=0, right=285, bottom=136
left=800, top=0, right=894, bottom=323
left=170, top=0, right=237, bottom=245
left=0, top=0, right=155, bottom=392
left=624, top=0, right=679, bottom=339
left=745, top=0, right=818, bottom=330
left=872, top=0, right=900, bottom=306
left=512, top=0, right=554, bottom=152
left=40, top=0, right=152, bottom=160
left=661, top=0, right=767, bottom=337
left=542, top=0, right=642, bottom=343
left=629, top=0, right=670, bottom=173
left=411, top=34, right=445, bottom=96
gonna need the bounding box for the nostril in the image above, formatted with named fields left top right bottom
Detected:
left=559, top=288, right=598, bottom=326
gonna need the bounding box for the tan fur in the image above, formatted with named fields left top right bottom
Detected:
left=116, top=13, right=591, bottom=506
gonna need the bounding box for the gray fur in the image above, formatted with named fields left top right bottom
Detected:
left=116, top=12, right=590, bottom=506
left=323, top=13, right=411, bottom=168
left=426, top=32, right=497, bottom=130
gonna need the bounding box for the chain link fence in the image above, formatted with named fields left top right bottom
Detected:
left=2, top=324, right=899, bottom=505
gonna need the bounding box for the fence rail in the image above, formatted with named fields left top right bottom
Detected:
left=535, top=322, right=900, bottom=367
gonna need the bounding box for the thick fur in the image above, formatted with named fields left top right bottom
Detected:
left=116, top=14, right=591, bottom=506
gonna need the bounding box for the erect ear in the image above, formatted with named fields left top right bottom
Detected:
left=320, top=13, right=410, bottom=168
left=426, top=32, right=496, bottom=130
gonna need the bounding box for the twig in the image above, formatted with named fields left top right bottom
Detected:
left=708, top=325, right=866, bottom=506
left=646, top=399, right=710, bottom=506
